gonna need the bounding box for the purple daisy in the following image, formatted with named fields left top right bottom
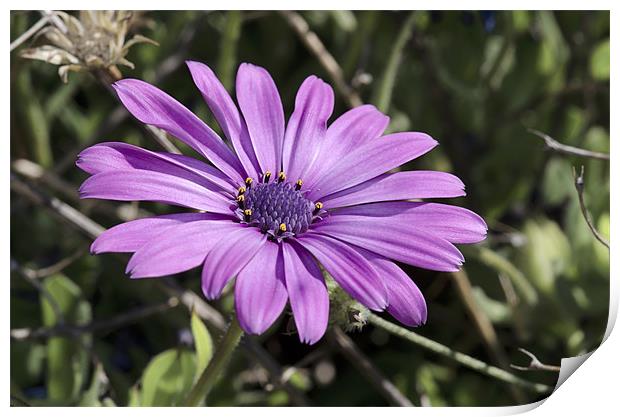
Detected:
left=77, top=61, right=487, bottom=344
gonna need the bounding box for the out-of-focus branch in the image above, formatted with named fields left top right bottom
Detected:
left=510, top=348, right=561, bottom=372
left=372, top=11, right=415, bottom=113
left=11, top=173, right=104, bottom=239
left=449, top=269, right=525, bottom=403
left=12, top=259, right=66, bottom=325
left=278, top=10, right=362, bottom=108
left=367, top=313, right=553, bottom=394
left=529, top=129, right=609, bottom=160
left=10, top=15, right=49, bottom=51
left=11, top=297, right=180, bottom=341
left=329, top=327, right=414, bottom=407
left=11, top=248, right=84, bottom=280
left=573, top=166, right=610, bottom=249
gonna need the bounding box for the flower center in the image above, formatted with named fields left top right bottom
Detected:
left=236, top=172, right=323, bottom=240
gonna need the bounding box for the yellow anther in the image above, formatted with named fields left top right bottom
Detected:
left=295, top=179, right=303, bottom=190
left=237, top=195, right=245, bottom=203
left=263, top=171, right=272, bottom=183
left=315, top=202, right=323, bottom=210
left=277, top=171, right=286, bottom=182
left=245, top=177, right=253, bottom=186
left=238, top=186, right=246, bottom=195
left=279, top=223, right=287, bottom=232
left=244, top=209, right=252, bottom=216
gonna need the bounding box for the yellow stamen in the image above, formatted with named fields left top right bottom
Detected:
left=238, top=186, right=246, bottom=195
left=279, top=223, right=287, bottom=232
left=277, top=171, right=286, bottom=182
left=263, top=171, right=272, bottom=183
left=295, top=179, right=303, bottom=190
left=237, top=195, right=245, bottom=203
left=315, top=202, right=323, bottom=210
left=245, top=177, right=253, bottom=187
left=244, top=209, right=252, bottom=216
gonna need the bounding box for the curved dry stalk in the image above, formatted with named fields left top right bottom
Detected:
left=573, top=166, right=610, bottom=249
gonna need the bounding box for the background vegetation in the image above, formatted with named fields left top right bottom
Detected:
left=10, top=10, right=610, bottom=406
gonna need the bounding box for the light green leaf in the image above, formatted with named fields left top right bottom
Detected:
left=590, top=39, right=610, bottom=81
left=191, top=311, right=214, bottom=375
left=141, top=348, right=196, bottom=406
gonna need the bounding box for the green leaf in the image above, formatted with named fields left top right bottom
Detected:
left=78, top=362, right=108, bottom=406
left=191, top=311, right=214, bottom=375
left=141, top=348, right=196, bottom=406
left=590, top=39, right=610, bottom=81
left=41, top=274, right=91, bottom=404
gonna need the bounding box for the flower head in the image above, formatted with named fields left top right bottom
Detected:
left=77, top=61, right=487, bottom=344
left=21, top=11, right=157, bottom=82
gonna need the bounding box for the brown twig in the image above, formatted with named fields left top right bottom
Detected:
left=572, top=166, right=610, bottom=249
left=510, top=348, right=561, bottom=372
left=278, top=10, right=363, bottom=108
left=328, top=327, right=414, bottom=407
left=529, top=128, right=609, bottom=160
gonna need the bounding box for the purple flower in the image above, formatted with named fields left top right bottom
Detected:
left=77, top=61, right=487, bottom=344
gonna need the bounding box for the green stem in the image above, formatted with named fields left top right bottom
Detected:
left=367, top=313, right=553, bottom=395
left=183, top=313, right=244, bottom=406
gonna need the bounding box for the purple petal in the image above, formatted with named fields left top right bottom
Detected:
left=322, top=171, right=466, bottom=208
left=360, top=249, right=427, bottom=326
left=281, top=241, right=329, bottom=344
left=309, top=213, right=465, bottom=272
left=236, top=63, right=285, bottom=175
left=126, top=219, right=235, bottom=278
left=282, top=76, right=334, bottom=182
left=332, top=201, right=487, bottom=244
left=186, top=61, right=261, bottom=179
left=235, top=241, right=288, bottom=335
left=307, top=132, right=438, bottom=201
left=303, top=105, right=389, bottom=187
left=113, top=79, right=245, bottom=183
left=201, top=226, right=267, bottom=299
left=91, top=213, right=224, bottom=254
left=77, top=142, right=236, bottom=193
left=79, top=170, right=233, bottom=214
left=295, top=233, right=388, bottom=310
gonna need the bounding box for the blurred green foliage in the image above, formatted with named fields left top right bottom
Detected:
left=10, top=10, right=609, bottom=406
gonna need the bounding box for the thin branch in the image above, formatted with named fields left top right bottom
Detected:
left=10, top=15, right=49, bottom=51
left=329, top=327, right=414, bottom=407
left=529, top=128, right=609, bottom=160
left=278, top=10, right=362, bottom=108
left=573, top=166, right=610, bottom=249
left=367, top=313, right=553, bottom=395
left=11, top=297, right=180, bottom=341
left=510, top=348, right=561, bottom=372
